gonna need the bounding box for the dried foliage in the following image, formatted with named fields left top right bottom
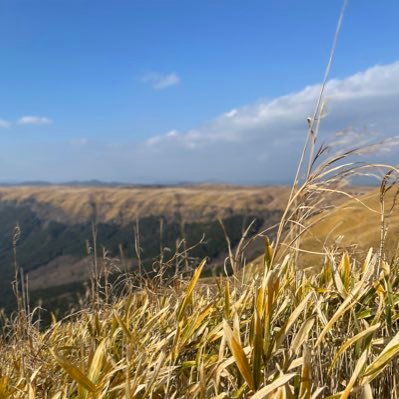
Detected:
left=2, top=246, right=399, bottom=397
left=1, top=1, right=399, bottom=398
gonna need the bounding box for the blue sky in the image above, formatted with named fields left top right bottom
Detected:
left=0, top=1, right=398, bottom=183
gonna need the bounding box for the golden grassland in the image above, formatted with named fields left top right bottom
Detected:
left=0, top=185, right=291, bottom=224
left=300, top=187, right=399, bottom=263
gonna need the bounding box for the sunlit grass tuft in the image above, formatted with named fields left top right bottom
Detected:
left=2, top=248, right=399, bottom=397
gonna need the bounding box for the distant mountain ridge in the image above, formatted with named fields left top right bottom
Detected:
left=0, top=178, right=294, bottom=187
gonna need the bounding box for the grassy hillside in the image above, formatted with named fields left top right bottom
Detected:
left=0, top=185, right=289, bottom=312
left=300, top=187, right=399, bottom=266
left=0, top=185, right=289, bottom=224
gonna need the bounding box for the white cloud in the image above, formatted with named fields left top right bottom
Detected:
left=138, top=61, right=399, bottom=182
left=146, top=62, right=399, bottom=149
left=17, top=116, right=53, bottom=125
left=3, top=61, right=399, bottom=183
left=142, top=72, right=181, bottom=90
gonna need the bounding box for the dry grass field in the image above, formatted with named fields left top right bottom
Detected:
left=0, top=185, right=290, bottom=224
left=300, top=187, right=399, bottom=265
left=2, top=239, right=399, bottom=398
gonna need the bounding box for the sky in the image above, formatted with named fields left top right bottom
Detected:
left=0, top=0, right=398, bottom=184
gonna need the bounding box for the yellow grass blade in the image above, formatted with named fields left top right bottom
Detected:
left=274, top=292, right=312, bottom=350
left=176, top=258, right=206, bottom=321
left=299, top=346, right=311, bottom=399
left=316, top=257, right=375, bottom=347
left=311, top=387, right=326, bottom=399
left=88, top=339, right=107, bottom=385
left=338, top=253, right=351, bottom=292
left=113, top=312, right=133, bottom=340
left=210, top=394, right=228, bottom=399
left=362, top=341, right=399, bottom=382
left=223, top=320, right=255, bottom=392
left=340, top=349, right=368, bottom=399
left=52, top=351, right=96, bottom=393
left=331, top=256, right=347, bottom=298
left=250, top=373, right=296, bottom=399
left=359, top=383, right=373, bottom=399
left=290, top=317, right=315, bottom=355
left=264, top=237, right=273, bottom=269
left=224, top=280, right=231, bottom=319
left=329, top=323, right=380, bottom=371
left=251, top=310, right=263, bottom=390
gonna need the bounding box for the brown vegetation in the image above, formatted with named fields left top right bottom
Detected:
left=0, top=185, right=290, bottom=224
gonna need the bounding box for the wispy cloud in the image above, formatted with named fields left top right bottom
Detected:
left=0, top=119, right=11, bottom=128
left=17, top=116, right=53, bottom=125
left=142, top=72, right=181, bottom=90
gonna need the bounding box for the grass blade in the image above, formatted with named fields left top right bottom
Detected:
left=223, top=320, right=255, bottom=392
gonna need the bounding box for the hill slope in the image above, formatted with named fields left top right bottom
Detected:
left=0, top=185, right=290, bottom=311
left=0, top=185, right=289, bottom=224
left=300, top=187, right=399, bottom=265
